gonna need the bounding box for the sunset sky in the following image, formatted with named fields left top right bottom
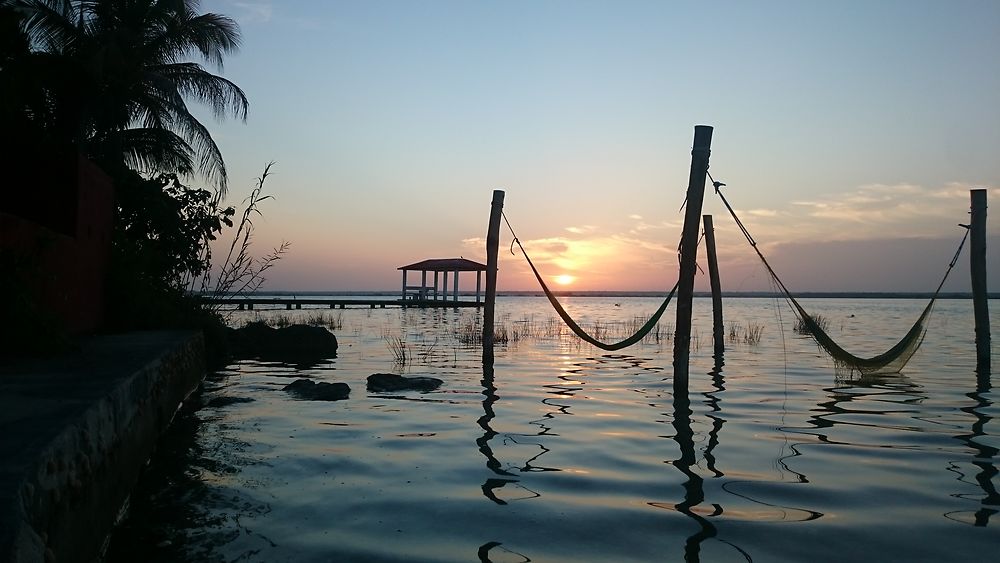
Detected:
left=199, top=0, right=999, bottom=293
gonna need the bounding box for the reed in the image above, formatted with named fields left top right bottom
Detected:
left=456, top=319, right=511, bottom=345
left=743, top=322, right=764, bottom=345
left=385, top=336, right=408, bottom=364
left=794, top=314, right=830, bottom=335
left=241, top=311, right=344, bottom=331
left=243, top=313, right=291, bottom=328
left=727, top=320, right=765, bottom=345
left=304, top=311, right=344, bottom=330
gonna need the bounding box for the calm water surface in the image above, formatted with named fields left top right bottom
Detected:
left=106, top=297, right=998, bottom=562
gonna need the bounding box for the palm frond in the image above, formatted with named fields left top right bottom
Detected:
left=151, top=62, right=248, bottom=120
left=106, top=126, right=196, bottom=178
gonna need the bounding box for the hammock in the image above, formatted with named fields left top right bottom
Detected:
left=504, top=213, right=678, bottom=351
left=715, top=181, right=968, bottom=374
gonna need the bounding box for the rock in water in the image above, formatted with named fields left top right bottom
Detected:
left=228, top=323, right=338, bottom=361
left=206, top=396, right=255, bottom=408
left=283, top=379, right=350, bottom=401
left=367, top=373, right=443, bottom=392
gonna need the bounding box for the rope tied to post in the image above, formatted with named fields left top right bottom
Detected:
left=712, top=175, right=970, bottom=374
left=501, top=211, right=678, bottom=351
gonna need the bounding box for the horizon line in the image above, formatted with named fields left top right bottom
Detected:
left=239, top=290, right=999, bottom=299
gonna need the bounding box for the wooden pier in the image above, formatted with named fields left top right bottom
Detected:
left=200, top=296, right=485, bottom=310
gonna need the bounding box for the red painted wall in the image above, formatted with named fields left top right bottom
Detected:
left=0, top=156, right=114, bottom=334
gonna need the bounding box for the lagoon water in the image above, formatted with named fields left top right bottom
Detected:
left=106, top=296, right=998, bottom=562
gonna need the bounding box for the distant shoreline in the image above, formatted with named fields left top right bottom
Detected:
left=243, top=290, right=998, bottom=300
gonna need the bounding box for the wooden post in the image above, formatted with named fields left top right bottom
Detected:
left=476, top=271, right=482, bottom=303
left=483, top=190, right=505, bottom=364
left=703, top=215, right=724, bottom=359
left=401, top=270, right=407, bottom=301
left=971, top=189, right=990, bottom=374
left=453, top=270, right=460, bottom=302
left=672, top=125, right=714, bottom=391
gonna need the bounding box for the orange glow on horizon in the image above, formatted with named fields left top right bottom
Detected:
left=554, top=274, right=576, bottom=285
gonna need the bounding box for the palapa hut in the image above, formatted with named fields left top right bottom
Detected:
left=398, top=258, right=487, bottom=303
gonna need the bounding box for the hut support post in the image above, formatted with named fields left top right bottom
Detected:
left=484, top=189, right=505, bottom=364
left=672, top=125, right=714, bottom=393
left=400, top=270, right=407, bottom=301
left=703, top=215, right=724, bottom=359
left=971, top=188, right=990, bottom=375
left=453, top=270, right=460, bottom=302
left=476, top=271, right=482, bottom=303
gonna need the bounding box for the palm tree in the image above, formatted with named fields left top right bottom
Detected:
left=2, top=0, right=248, bottom=194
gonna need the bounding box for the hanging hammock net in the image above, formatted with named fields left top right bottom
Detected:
left=502, top=212, right=678, bottom=351
left=713, top=180, right=969, bottom=375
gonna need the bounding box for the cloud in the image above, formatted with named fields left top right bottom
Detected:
left=459, top=182, right=998, bottom=291
left=754, top=183, right=999, bottom=242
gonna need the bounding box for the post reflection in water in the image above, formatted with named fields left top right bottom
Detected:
left=477, top=359, right=517, bottom=504
left=476, top=359, right=537, bottom=563
left=947, top=370, right=998, bottom=526
left=477, top=540, right=532, bottom=563
left=669, top=358, right=752, bottom=562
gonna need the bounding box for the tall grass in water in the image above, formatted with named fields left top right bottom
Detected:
left=590, top=316, right=671, bottom=346
left=242, top=311, right=343, bottom=331
left=794, top=314, right=830, bottom=335
left=305, top=311, right=344, bottom=330
left=456, top=319, right=511, bottom=345
left=727, top=321, right=765, bottom=345
left=385, top=336, right=408, bottom=364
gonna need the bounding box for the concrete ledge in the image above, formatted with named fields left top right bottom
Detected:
left=0, top=331, right=205, bottom=563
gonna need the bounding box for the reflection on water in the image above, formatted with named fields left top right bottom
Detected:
left=669, top=360, right=752, bottom=562
left=671, top=389, right=716, bottom=561
left=478, top=360, right=518, bottom=505
left=105, top=297, right=999, bottom=562
left=949, top=371, right=998, bottom=526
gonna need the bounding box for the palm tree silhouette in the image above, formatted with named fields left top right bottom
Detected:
left=2, top=0, right=247, bottom=194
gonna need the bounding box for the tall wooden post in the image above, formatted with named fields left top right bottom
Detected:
left=483, top=190, right=505, bottom=364
left=970, top=189, right=990, bottom=374
left=703, top=215, right=724, bottom=359
left=672, top=125, right=714, bottom=391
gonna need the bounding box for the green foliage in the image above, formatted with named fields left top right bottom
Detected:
left=113, top=170, right=234, bottom=289
left=105, top=170, right=234, bottom=357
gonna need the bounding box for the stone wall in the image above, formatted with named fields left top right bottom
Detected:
left=1, top=332, right=205, bottom=563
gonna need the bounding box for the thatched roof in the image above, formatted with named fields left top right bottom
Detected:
left=398, top=258, right=487, bottom=272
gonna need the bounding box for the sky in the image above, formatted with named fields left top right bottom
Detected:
left=196, top=0, right=1000, bottom=293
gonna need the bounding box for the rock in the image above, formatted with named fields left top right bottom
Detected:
left=227, top=322, right=338, bottom=361
left=206, top=396, right=254, bottom=408
left=367, top=373, right=443, bottom=392
left=283, top=378, right=350, bottom=401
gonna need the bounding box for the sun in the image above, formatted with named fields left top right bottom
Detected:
left=554, top=274, right=576, bottom=286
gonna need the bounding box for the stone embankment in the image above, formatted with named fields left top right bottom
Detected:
left=0, top=331, right=205, bottom=563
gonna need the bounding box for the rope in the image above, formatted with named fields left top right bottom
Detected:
left=501, top=211, right=679, bottom=351
left=713, top=178, right=969, bottom=374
